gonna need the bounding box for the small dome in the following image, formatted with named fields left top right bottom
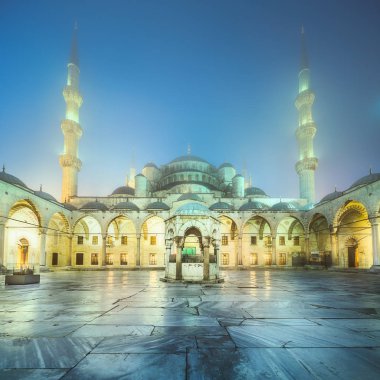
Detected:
left=146, top=201, right=170, bottom=211
left=34, top=190, right=57, bottom=202
left=144, top=162, right=158, bottom=169
left=233, top=174, right=244, bottom=179
left=169, top=155, right=210, bottom=164
left=350, top=172, right=380, bottom=189
left=245, top=187, right=267, bottom=197
left=63, top=203, right=77, bottom=211
left=177, top=193, right=203, bottom=202
left=112, top=201, right=139, bottom=211
left=135, top=173, right=146, bottom=178
left=239, top=200, right=267, bottom=211
left=271, top=202, right=297, bottom=211
left=219, top=163, right=234, bottom=169
left=175, top=202, right=210, bottom=215
left=80, top=201, right=108, bottom=212
left=209, top=201, right=234, bottom=211
left=110, top=186, right=135, bottom=196
left=0, top=167, right=28, bottom=188
left=319, top=190, right=343, bottom=203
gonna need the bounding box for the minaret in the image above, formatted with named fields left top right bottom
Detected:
left=295, top=27, right=318, bottom=204
left=59, top=24, right=83, bottom=202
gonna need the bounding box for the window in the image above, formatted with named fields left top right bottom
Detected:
left=250, top=236, right=257, bottom=245
left=77, top=236, right=84, bottom=245
left=121, top=235, right=128, bottom=245
left=52, top=252, right=58, bottom=266
left=264, top=236, right=272, bottom=246
left=92, top=236, right=98, bottom=245
left=150, top=236, right=157, bottom=245
left=250, top=253, right=257, bottom=265
left=149, top=253, right=157, bottom=265
left=106, top=254, right=113, bottom=265
left=222, top=253, right=229, bottom=265
left=91, top=253, right=98, bottom=265
left=279, top=236, right=285, bottom=246
left=76, top=253, right=84, bottom=265
left=120, top=253, right=128, bottom=265
left=107, top=236, right=114, bottom=245
left=222, top=236, right=228, bottom=245
left=293, top=236, right=300, bottom=246
left=279, top=253, right=286, bottom=265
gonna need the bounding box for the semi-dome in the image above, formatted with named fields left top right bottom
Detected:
left=177, top=193, right=203, bottom=202
left=112, top=201, right=139, bottom=211
left=34, top=189, right=57, bottom=202
left=63, top=203, right=77, bottom=211
left=0, top=167, right=28, bottom=188
left=349, top=172, right=380, bottom=189
left=80, top=201, right=108, bottom=212
left=175, top=202, right=210, bottom=215
left=239, top=200, right=267, bottom=211
left=169, top=155, right=210, bottom=164
left=209, top=201, right=234, bottom=211
left=146, top=201, right=170, bottom=211
left=218, top=163, right=234, bottom=169
left=271, top=202, right=297, bottom=211
left=245, top=187, right=267, bottom=197
left=143, top=162, right=158, bottom=169
left=319, top=190, right=343, bottom=203
left=110, top=186, right=135, bottom=196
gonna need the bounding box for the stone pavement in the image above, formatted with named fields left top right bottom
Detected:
left=0, top=269, right=380, bottom=379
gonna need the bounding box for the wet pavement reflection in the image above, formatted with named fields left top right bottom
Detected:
left=1, top=269, right=380, bottom=379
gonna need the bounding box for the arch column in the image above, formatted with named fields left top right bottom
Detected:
left=67, top=234, right=73, bottom=266
left=371, top=217, right=380, bottom=268
left=175, top=236, right=183, bottom=280
left=271, top=233, right=277, bottom=265
left=330, top=231, right=339, bottom=266
left=0, top=222, right=5, bottom=268
left=101, top=234, right=107, bottom=266
left=136, top=235, right=141, bottom=267
left=237, top=232, right=242, bottom=266
left=39, top=228, right=47, bottom=267
left=165, top=239, right=172, bottom=269
left=305, top=233, right=310, bottom=263
left=203, top=237, right=210, bottom=281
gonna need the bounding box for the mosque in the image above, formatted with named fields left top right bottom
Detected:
left=0, top=28, right=379, bottom=279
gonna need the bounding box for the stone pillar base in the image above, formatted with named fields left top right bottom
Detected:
left=369, top=265, right=380, bottom=273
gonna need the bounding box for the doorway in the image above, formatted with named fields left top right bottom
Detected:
left=18, top=238, right=29, bottom=266
left=348, top=246, right=358, bottom=268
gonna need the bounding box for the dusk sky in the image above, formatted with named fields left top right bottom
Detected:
left=0, top=0, right=379, bottom=201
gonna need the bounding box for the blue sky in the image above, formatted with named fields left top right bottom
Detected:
left=0, top=0, right=379, bottom=201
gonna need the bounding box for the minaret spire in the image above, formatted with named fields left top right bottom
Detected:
left=295, top=27, right=318, bottom=204
left=59, top=23, right=83, bottom=202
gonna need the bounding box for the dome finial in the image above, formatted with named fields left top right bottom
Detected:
left=2, top=164, right=5, bottom=173
left=369, top=167, right=372, bottom=175
left=40, top=184, right=42, bottom=191
left=187, top=143, right=191, bottom=155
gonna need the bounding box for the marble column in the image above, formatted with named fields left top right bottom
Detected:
left=203, top=238, right=210, bottom=281
left=175, top=237, right=183, bottom=280
left=67, top=234, right=73, bottom=266
left=101, top=235, right=107, bottom=266
left=165, top=239, right=172, bottom=270
left=39, top=228, right=47, bottom=268
left=271, top=234, right=277, bottom=265
left=305, top=233, right=310, bottom=263
left=136, top=236, right=141, bottom=267
left=371, top=218, right=380, bottom=267
left=0, top=222, right=5, bottom=268
left=237, top=233, right=242, bottom=266
left=330, top=232, right=339, bottom=266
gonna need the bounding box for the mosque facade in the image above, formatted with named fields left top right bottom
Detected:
left=0, top=29, right=379, bottom=276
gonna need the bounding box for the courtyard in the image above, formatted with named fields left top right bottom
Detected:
left=0, top=269, right=380, bottom=379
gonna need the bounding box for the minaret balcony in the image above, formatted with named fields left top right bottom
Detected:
left=295, top=157, right=318, bottom=174
left=61, top=119, right=83, bottom=138
left=59, top=154, right=82, bottom=171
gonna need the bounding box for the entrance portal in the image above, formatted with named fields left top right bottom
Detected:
left=348, top=246, right=358, bottom=268
left=18, top=238, right=29, bottom=266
